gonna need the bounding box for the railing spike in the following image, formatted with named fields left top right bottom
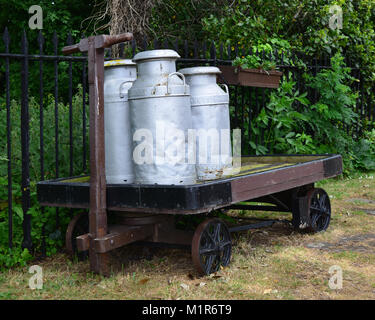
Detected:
left=67, top=32, right=73, bottom=45
left=3, top=26, right=9, bottom=43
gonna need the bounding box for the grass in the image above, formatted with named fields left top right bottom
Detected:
left=1, top=171, right=375, bottom=300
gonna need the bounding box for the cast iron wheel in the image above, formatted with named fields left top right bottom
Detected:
left=66, top=212, right=89, bottom=261
left=306, top=188, right=331, bottom=233
left=191, top=218, right=232, bottom=275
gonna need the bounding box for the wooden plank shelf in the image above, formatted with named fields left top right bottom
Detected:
left=218, top=65, right=283, bottom=88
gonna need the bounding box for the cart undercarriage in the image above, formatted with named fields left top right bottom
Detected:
left=37, top=154, right=342, bottom=275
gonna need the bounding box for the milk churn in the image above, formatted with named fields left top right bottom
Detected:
left=104, top=59, right=137, bottom=184
left=128, top=49, right=196, bottom=185
left=179, top=66, right=232, bottom=180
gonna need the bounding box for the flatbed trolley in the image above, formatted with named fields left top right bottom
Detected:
left=37, top=34, right=342, bottom=275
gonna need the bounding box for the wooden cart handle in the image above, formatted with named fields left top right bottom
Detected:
left=62, top=33, right=133, bottom=55
left=62, top=43, right=81, bottom=55
left=100, top=33, right=133, bottom=48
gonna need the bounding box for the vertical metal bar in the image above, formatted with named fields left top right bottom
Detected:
left=248, top=87, right=252, bottom=154
left=38, top=31, right=45, bottom=181
left=240, top=41, right=246, bottom=140
left=280, top=50, right=284, bottom=75
left=363, top=74, right=369, bottom=128
left=298, top=67, right=303, bottom=111
left=67, top=33, right=74, bottom=177
left=153, top=39, right=159, bottom=49
left=362, top=72, right=368, bottom=125
left=106, top=46, right=112, bottom=59
left=275, top=47, right=279, bottom=68
left=20, top=30, right=32, bottom=251
left=234, top=43, right=239, bottom=129
left=194, top=39, right=198, bottom=59
left=82, top=66, right=87, bottom=172
left=81, top=35, right=87, bottom=173
left=143, top=36, right=148, bottom=51
left=372, top=87, right=375, bottom=122
left=131, top=38, right=136, bottom=57
left=356, top=68, right=361, bottom=135
left=53, top=31, right=59, bottom=178
left=260, top=50, right=265, bottom=146
left=313, top=57, right=318, bottom=103
left=37, top=30, right=46, bottom=256
left=119, top=42, right=124, bottom=58
left=348, top=57, right=357, bottom=135
left=184, top=40, right=188, bottom=59
left=3, top=28, right=12, bottom=249
left=254, top=87, right=259, bottom=146
left=261, top=86, right=265, bottom=146
left=210, top=41, right=216, bottom=66
left=174, top=39, right=180, bottom=69
left=241, top=86, right=245, bottom=150
left=173, top=39, right=179, bottom=54
left=202, top=41, right=207, bottom=60
left=359, top=69, right=363, bottom=135
left=163, top=39, right=168, bottom=49
left=248, top=46, right=253, bottom=154
left=67, top=33, right=74, bottom=220
left=53, top=31, right=59, bottom=229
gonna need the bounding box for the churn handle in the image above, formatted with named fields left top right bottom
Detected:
left=167, top=72, right=186, bottom=94
left=119, top=81, right=134, bottom=98
left=218, top=83, right=229, bottom=94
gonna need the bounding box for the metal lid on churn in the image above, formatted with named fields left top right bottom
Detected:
left=132, top=49, right=180, bottom=62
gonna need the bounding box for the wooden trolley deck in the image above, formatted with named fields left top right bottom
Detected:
left=37, top=154, right=342, bottom=214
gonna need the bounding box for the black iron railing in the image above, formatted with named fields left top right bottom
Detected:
left=0, top=28, right=374, bottom=256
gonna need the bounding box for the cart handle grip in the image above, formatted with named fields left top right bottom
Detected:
left=62, top=33, right=133, bottom=55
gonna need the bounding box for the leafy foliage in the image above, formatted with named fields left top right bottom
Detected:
left=0, top=1, right=95, bottom=101
left=233, top=55, right=277, bottom=71
left=349, top=127, right=375, bottom=172
left=201, top=0, right=375, bottom=113
left=242, top=53, right=374, bottom=175
left=0, top=85, right=89, bottom=182
left=149, top=0, right=228, bottom=40
left=252, top=79, right=312, bottom=154
left=201, top=1, right=375, bottom=74
left=303, top=53, right=358, bottom=161
left=0, top=87, right=88, bottom=269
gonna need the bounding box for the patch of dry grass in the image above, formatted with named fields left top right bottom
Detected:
left=1, top=172, right=375, bottom=300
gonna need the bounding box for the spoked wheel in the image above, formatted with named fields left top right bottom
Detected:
left=66, top=212, right=89, bottom=261
left=306, top=188, right=331, bottom=233
left=191, top=218, right=232, bottom=275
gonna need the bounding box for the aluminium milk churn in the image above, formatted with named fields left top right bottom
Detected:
left=128, top=49, right=196, bottom=185
left=104, top=59, right=137, bottom=184
left=179, top=66, right=232, bottom=180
